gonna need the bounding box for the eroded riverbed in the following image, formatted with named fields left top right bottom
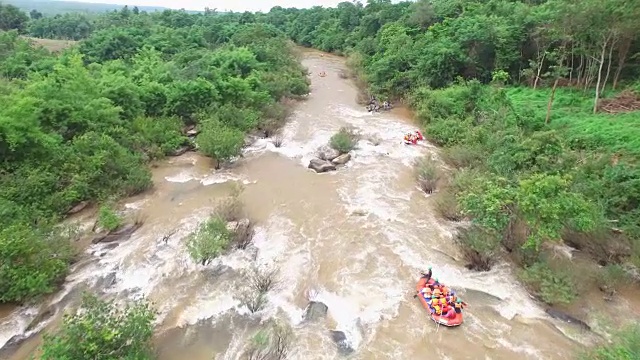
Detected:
left=2, top=49, right=632, bottom=360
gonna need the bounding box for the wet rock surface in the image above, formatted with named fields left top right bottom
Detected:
left=91, top=222, right=142, bottom=244
left=545, top=308, right=591, bottom=331
left=303, top=301, right=328, bottom=322
left=308, top=158, right=336, bottom=173
left=330, top=330, right=354, bottom=355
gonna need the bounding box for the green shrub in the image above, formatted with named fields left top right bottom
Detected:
left=329, top=127, right=359, bottom=154
left=40, top=293, right=156, bottom=360
left=97, top=204, right=122, bottom=232
left=186, top=216, right=232, bottom=265
left=519, top=261, right=577, bottom=305
left=196, top=119, right=244, bottom=168
left=0, top=223, right=73, bottom=303
left=441, top=145, right=484, bottom=168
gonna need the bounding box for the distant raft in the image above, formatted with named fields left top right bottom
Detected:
left=403, top=130, right=424, bottom=145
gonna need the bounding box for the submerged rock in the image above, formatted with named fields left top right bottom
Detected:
left=308, top=158, right=336, bottom=173
left=545, top=308, right=591, bottom=331
left=67, top=201, right=89, bottom=215
left=317, top=145, right=340, bottom=161
left=331, top=153, right=351, bottom=165
left=330, top=330, right=355, bottom=355
left=170, top=146, right=190, bottom=157
left=303, top=301, right=328, bottom=322
left=91, top=222, right=142, bottom=244
left=25, top=305, right=56, bottom=332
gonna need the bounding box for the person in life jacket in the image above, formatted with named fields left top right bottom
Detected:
left=433, top=304, right=442, bottom=316
left=442, top=304, right=457, bottom=319
left=438, top=297, right=448, bottom=308
left=415, top=130, right=424, bottom=141
left=421, top=287, right=432, bottom=299
left=432, top=288, right=442, bottom=299
left=441, top=286, right=450, bottom=297
left=454, top=299, right=465, bottom=313
left=421, top=266, right=433, bottom=281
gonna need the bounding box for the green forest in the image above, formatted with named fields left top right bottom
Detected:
left=1, top=0, right=640, bottom=358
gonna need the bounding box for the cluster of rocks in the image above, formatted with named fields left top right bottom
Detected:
left=308, top=145, right=352, bottom=173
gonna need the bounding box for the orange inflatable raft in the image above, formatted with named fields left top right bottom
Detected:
left=415, top=277, right=464, bottom=327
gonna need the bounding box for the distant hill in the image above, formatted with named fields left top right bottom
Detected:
left=2, top=0, right=183, bottom=15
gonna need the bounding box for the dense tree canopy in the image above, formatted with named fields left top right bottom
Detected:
left=0, top=7, right=309, bottom=303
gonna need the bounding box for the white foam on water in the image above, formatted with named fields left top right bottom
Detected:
left=178, top=293, right=240, bottom=327
left=165, top=170, right=196, bottom=183
left=0, top=307, right=38, bottom=349
left=200, top=172, right=247, bottom=186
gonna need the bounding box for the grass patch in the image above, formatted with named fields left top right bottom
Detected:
left=579, top=324, right=640, bottom=360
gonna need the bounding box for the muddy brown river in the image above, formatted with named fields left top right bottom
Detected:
left=1, top=49, right=630, bottom=360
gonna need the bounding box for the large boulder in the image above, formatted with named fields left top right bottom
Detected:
left=331, top=153, right=351, bottom=165
left=308, top=158, right=336, bottom=173
left=303, top=301, right=328, bottom=322
left=317, top=145, right=340, bottom=161
left=330, top=330, right=354, bottom=355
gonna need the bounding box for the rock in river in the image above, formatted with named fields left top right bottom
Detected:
left=331, top=153, right=351, bottom=165
left=308, top=158, right=336, bottom=173
left=91, top=222, right=142, bottom=244
left=317, top=145, right=340, bottom=161
left=330, top=330, right=354, bottom=355
left=303, top=301, right=328, bottom=322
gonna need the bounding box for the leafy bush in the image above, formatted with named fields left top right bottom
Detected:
left=0, top=223, right=73, bottom=303
left=414, top=156, right=441, bottom=194
left=97, top=204, right=122, bottom=232
left=519, top=261, right=577, bottom=305
left=40, top=293, right=156, bottom=360
left=441, top=145, right=485, bottom=168
left=196, top=120, right=244, bottom=168
left=186, top=216, right=232, bottom=266
left=329, top=127, right=359, bottom=154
